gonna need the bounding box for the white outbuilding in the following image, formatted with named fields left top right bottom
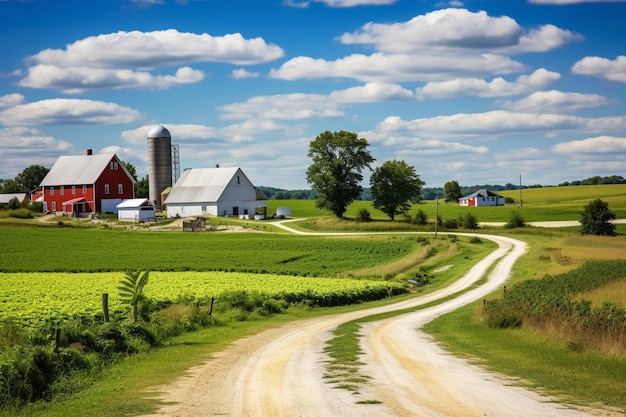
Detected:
left=116, top=198, right=157, bottom=221
left=459, top=189, right=505, bottom=207
left=164, top=167, right=267, bottom=218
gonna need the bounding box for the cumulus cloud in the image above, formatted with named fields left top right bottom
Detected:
left=232, top=68, right=260, bottom=79
left=329, top=82, right=414, bottom=102
left=417, top=68, right=560, bottom=99
left=552, top=136, right=626, bottom=153
left=572, top=55, right=626, bottom=83
left=218, top=93, right=344, bottom=120
left=0, top=99, right=142, bottom=126
left=338, top=8, right=578, bottom=54
left=19, top=29, right=283, bottom=92
left=19, top=65, right=204, bottom=93
left=503, top=90, right=611, bottom=112
left=270, top=52, right=524, bottom=83
left=372, top=111, right=626, bottom=138
left=28, top=30, right=284, bottom=69
left=0, top=93, right=25, bottom=108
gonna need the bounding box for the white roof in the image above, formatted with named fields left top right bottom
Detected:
left=40, top=154, right=125, bottom=186
left=147, top=124, right=171, bottom=139
left=166, top=167, right=244, bottom=204
left=0, top=193, right=27, bottom=203
left=117, top=198, right=154, bottom=209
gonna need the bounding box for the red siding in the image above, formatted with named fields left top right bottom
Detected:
left=93, top=156, right=134, bottom=213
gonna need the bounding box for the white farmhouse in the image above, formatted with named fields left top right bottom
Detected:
left=164, top=167, right=267, bottom=218
left=459, top=189, right=505, bottom=206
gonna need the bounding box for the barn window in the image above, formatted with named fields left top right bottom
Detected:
left=104, top=184, right=110, bottom=195
left=118, top=184, right=123, bottom=194
left=50, top=186, right=54, bottom=196
left=83, top=185, right=87, bottom=194
left=237, top=176, right=240, bottom=184
left=60, top=186, right=64, bottom=196
left=110, top=161, right=119, bottom=170
left=51, top=202, right=56, bottom=212
left=72, top=186, right=76, bottom=195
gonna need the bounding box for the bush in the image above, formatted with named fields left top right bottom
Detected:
left=505, top=211, right=525, bottom=229
left=356, top=208, right=371, bottom=222
left=460, top=212, right=479, bottom=230
left=580, top=198, right=616, bottom=236
left=442, top=218, right=458, bottom=229
left=411, top=209, right=428, bottom=225
left=7, top=197, right=21, bottom=210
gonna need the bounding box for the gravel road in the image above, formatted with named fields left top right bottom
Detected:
left=140, top=227, right=620, bottom=417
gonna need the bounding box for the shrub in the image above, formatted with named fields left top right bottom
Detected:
left=7, top=197, right=21, bottom=210
left=8, top=209, right=33, bottom=219
left=412, top=209, right=428, bottom=225
left=460, top=212, right=479, bottom=230
left=505, top=211, right=525, bottom=229
left=356, top=208, right=371, bottom=222
left=442, top=218, right=458, bottom=229
left=580, top=198, right=616, bottom=236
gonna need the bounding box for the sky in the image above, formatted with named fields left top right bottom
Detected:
left=1, top=0, right=626, bottom=190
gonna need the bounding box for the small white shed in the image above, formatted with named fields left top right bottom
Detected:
left=117, top=198, right=156, bottom=222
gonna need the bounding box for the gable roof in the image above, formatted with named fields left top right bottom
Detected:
left=0, top=193, right=27, bottom=204
left=166, top=167, right=253, bottom=204
left=460, top=189, right=502, bottom=199
left=117, top=198, right=155, bottom=209
left=40, top=154, right=132, bottom=186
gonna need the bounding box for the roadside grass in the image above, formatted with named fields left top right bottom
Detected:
left=423, top=231, right=626, bottom=412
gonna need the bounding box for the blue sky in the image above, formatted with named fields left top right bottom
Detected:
left=1, top=0, right=626, bottom=190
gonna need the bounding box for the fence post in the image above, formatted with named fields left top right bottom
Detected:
left=102, top=293, right=110, bottom=322
left=209, top=296, right=214, bottom=316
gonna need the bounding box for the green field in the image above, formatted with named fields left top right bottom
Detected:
left=266, top=183, right=626, bottom=222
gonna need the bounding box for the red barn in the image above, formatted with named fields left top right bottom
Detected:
left=37, top=150, right=134, bottom=216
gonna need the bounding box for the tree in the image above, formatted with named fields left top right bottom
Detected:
left=15, top=165, right=50, bottom=192
left=580, top=198, right=616, bottom=236
left=370, top=160, right=424, bottom=221
left=306, top=131, right=375, bottom=218
left=135, top=176, right=149, bottom=198
left=118, top=270, right=149, bottom=322
left=443, top=180, right=462, bottom=203
left=120, top=160, right=137, bottom=181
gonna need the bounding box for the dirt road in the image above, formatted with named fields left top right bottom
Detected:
left=141, top=230, right=614, bottom=417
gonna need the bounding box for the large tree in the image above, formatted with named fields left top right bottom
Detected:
left=3, top=165, right=50, bottom=193
left=580, top=198, right=616, bottom=236
left=370, top=160, right=424, bottom=221
left=306, top=131, right=375, bottom=218
left=443, top=180, right=462, bottom=203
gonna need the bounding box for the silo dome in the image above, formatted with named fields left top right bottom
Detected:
left=148, top=125, right=171, bottom=139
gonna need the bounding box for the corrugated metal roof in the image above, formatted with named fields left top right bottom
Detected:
left=40, top=154, right=116, bottom=186
left=460, top=189, right=502, bottom=199
left=0, top=193, right=27, bottom=203
left=166, top=167, right=241, bottom=204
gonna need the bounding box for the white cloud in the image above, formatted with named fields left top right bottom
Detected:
left=218, top=93, right=344, bottom=120
left=269, top=52, right=524, bottom=83
left=338, top=8, right=578, bottom=54
left=329, top=82, right=414, bottom=102
left=503, top=90, right=610, bottom=112
left=0, top=93, right=25, bottom=108
left=19, top=65, right=204, bottom=93
left=552, top=136, right=626, bottom=153
left=28, top=30, right=284, bottom=69
left=121, top=124, right=221, bottom=145
left=373, top=111, right=626, bottom=138
left=0, top=99, right=142, bottom=126
left=232, top=68, right=260, bottom=79
left=572, top=55, right=626, bottom=83
left=417, top=68, right=560, bottom=99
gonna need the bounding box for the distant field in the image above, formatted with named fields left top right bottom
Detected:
left=267, top=184, right=626, bottom=222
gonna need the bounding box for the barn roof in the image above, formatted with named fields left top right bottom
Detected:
left=460, top=189, right=502, bottom=199
left=0, top=193, right=27, bottom=204
left=40, top=153, right=123, bottom=186
left=166, top=167, right=256, bottom=204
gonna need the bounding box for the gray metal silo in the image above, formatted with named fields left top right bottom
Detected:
left=147, top=125, right=172, bottom=209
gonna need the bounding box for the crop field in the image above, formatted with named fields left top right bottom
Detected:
left=267, top=184, right=626, bottom=223
left=0, top=271, right=405, bottom=329
left=0, top=226, right=416, bottom=275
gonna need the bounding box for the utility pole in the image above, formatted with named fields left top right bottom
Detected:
left=519, top=174, right=523, bottom=207
left=435, top=194, right=439, bottom=239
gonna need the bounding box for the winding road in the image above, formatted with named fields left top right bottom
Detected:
left=141, top=224, right=617, bottom=417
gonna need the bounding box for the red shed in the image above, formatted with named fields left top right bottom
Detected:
left=37, top=151, right=134, bottom=216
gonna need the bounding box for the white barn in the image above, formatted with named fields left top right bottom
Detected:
left=459, top=189, right=505, bottom=206
left=117, top=198, right=156, bottom=221
left=164, top=167, right=267, bottom=218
